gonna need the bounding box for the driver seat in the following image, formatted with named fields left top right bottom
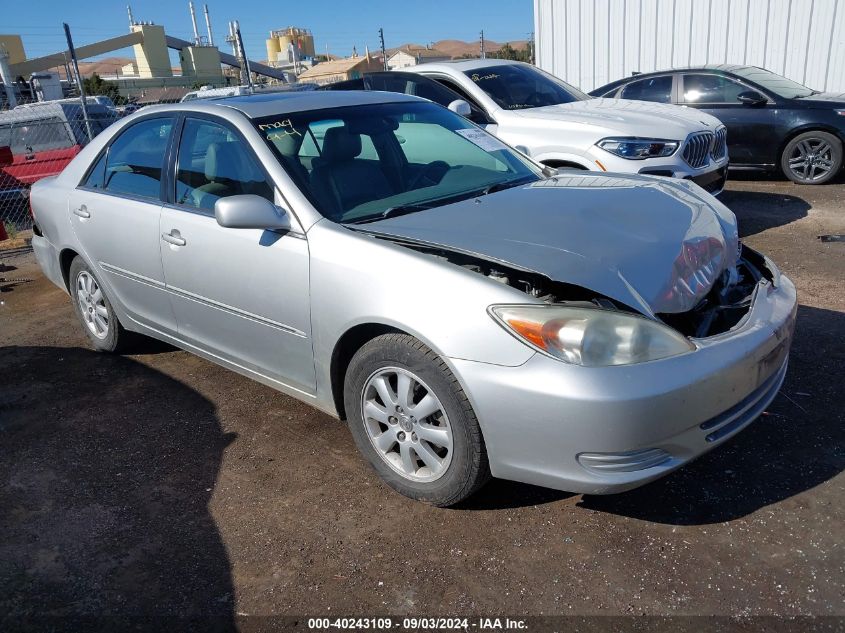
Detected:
left=310, top=126, right=393, bottom=219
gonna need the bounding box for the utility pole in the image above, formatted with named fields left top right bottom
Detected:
left=480, top=30, right=485, bottom=60
left=63, top=23, right=93, bottom=142
left=528, top=31, right=535, bottom=65
left=378, top=28, right=387, bottom=71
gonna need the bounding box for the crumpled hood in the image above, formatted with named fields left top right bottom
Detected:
left=506, top=98, right=723, bottom=138
left=363, top=173, right=740, bottom=315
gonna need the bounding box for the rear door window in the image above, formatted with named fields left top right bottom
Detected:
left=102, top=117, right=174, bottom=200
left=620, top=76, right=673, bottom=103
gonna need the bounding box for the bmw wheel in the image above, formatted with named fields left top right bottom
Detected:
left=344, top=333, right=490, bottom=506
left=781, top=131, right=842, bottom=184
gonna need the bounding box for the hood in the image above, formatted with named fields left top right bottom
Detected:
left=793, top=91, right=845, bottom=107
left=506, top=98, right=723, bottom=138
left=362, top=173, right=739, bottom=315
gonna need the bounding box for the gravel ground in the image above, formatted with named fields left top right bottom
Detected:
left=0, top=177, right=843, bottom=626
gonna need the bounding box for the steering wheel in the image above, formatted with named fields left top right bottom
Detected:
left=406, top=160, right=450, bottom=191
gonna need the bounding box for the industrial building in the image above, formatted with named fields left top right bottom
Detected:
left=298, top=54, right=383, bottom=85
left=533, top=0, right=845, bottom=93
left=265, top=28, right=316, bottom=66
left=386, top=46, right=450, bottom=70
left=0, top=3, right=290, bottom=104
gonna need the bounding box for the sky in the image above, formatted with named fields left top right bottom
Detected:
left=7, top=0, right=533, bottom=65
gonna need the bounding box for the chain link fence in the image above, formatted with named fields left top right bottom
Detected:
left=1, top=98, right=119, bottom=236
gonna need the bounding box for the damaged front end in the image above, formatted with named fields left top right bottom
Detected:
left=373, top=233, right=771, bottom=342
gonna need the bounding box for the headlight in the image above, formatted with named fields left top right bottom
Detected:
left=836, top=110, right=845, bottom=116
left=597, top=137, right=679, bottom=159
left=490, top=305, right=695, bottom=366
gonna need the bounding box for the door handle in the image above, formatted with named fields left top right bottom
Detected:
left=73, top=205, right=90, bottom=218
left=161, top=230, right=186, bottom=246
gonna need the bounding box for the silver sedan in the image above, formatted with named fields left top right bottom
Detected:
left=30, top=91, right=796, bottom=506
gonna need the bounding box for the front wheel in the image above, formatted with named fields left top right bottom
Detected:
left=781, top=131, right=843, bottom=184
left=344, top=333, right=490, bottom=506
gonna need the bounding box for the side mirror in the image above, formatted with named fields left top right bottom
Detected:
left=737, top=90, right=767, bottom=106
left=447, top=99, right=472, bottom=117
left=0, top=146, right=13, bottom=167
left=215, top=194, right=291, bottom=231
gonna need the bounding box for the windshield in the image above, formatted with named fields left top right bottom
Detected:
left=464, top=64, right=590, bottom=110
left=729, top=66, right=815, bottom=98
left=254, top=101, right=540, bottom=224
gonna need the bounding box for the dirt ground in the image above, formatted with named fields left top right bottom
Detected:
left=0, top=176, right=843, bottom=626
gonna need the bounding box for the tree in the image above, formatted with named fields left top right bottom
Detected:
left=82, top=73, right=125, bottom=105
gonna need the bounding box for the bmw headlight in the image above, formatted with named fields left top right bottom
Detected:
left=490, top=305, right=695, bottom=366
left=597, top=137, right=679, bottom=159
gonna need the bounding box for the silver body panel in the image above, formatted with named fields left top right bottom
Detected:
left=30, top=92, right=797, bottom=495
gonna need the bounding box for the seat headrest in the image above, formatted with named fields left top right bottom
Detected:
left=321, top=126, right=362, bottom=163
left=205, top=141, right=247, bottom=182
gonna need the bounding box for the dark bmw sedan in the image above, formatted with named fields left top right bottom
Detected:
left=592, top=65, right=845, bottom=184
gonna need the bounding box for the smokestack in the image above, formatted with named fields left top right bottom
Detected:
left=189, top=1, right=200, bottom=45
left=127, top=4, right=135, bottom=29
left=203, top=4, right=214, bottom=47
left=229, top=21, right=238, bottom=56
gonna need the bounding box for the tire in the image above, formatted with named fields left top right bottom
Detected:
left=343, top=333, right=491, bottom=506
left=68, top=257, right=132, bottom=353
left=780, top=131, right=843, bottom=184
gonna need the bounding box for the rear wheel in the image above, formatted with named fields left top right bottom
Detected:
left=344, top=333, right=490, bottom=506
left=69, top=257, right=132, bottom=353
left=781, top=131, right=842, bottom=184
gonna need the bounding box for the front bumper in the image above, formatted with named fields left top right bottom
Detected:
left=586, top=147, right=730, bottom=195
left=451, top=268, right=797, bottom=495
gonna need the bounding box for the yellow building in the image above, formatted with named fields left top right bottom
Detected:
left=0, top=34, right=26, bottom=65
left=131, top=24, right=172, bottom=78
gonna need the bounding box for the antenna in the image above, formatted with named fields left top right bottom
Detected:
left=480, top=30, right=485, bottom=59
left=379, top=28, right=387, bottom=71
left=203, top=4, right=214, bottom=47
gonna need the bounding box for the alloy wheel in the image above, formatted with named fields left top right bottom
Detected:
left=361, top=367, right=453, bottom=482
left=76, top=271, right=109, bottom=339
left=787, top=138, right=835, bottom=182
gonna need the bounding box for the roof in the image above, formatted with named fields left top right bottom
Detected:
left=135, top=90, right=423, bottom=120
left=409, top=58, right=531, bottom=72
left=298, top=56, right=378, bottom=79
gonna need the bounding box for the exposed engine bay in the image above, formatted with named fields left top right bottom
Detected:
left=376, top=234, right=770, bottom=339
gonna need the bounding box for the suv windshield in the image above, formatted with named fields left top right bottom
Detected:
left=729, top=67, right=815, bottom=98
left=254, top=101, right=540, bottom=224
left=464, top=64, right=590, bottom=110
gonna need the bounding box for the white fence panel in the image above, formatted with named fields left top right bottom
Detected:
left=534, top=0, right=845, bottom=92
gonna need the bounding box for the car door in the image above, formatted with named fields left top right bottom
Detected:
left=69, top=115, right=177, bottom=332
left=159, top=115, right=315, bottom=393
left=679, top=73, right=782, bottom=166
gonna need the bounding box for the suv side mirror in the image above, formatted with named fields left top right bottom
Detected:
left=215, top=194, right=291, bottom=231
left=0, top=146, right=13, bottom=167
left=448, top=99, right=472, bottom=117
left=737, top=90, right=767, bottom=106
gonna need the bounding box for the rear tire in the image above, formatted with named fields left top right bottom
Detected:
left=781, top=131, right=842, bottom=184
left=343, top=333, right=490, bottom=506
left=68, top=257, right=132, bottom=353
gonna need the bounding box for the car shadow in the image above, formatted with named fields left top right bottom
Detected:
left=455, top=478, right=574, bottom=511
left=719, top=189, right=810, bottom=237
left=577, top=304, right=844, bottom=525
left=0, top=346, right=236, bottom=629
